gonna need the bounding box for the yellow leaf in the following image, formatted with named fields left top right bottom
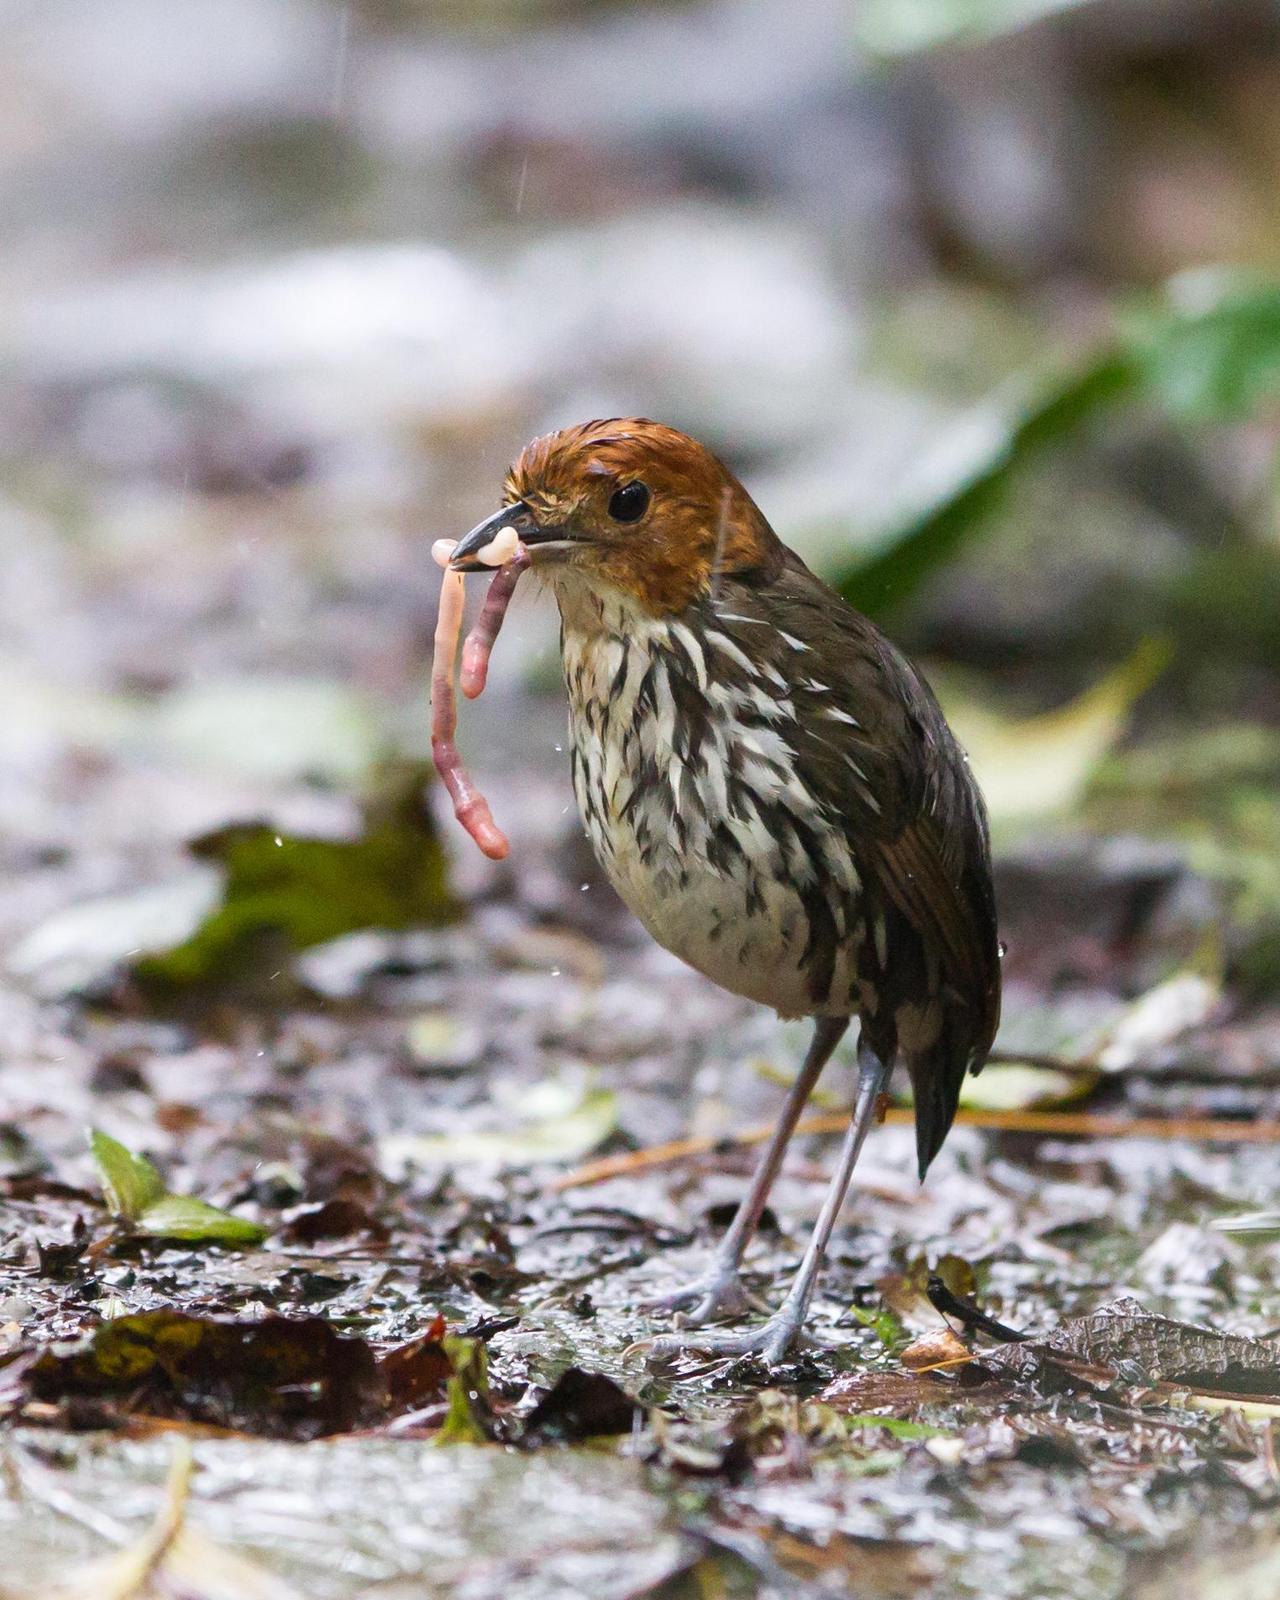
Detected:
left=943, top=639, right=1170, bottom=824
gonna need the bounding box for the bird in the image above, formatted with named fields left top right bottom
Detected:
left=448, top=418, right=1001, bottom=1364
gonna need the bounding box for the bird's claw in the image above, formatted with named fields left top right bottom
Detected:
left=640, top=1264, right=754, bottom=1326
left=645, top=1302, right=807, bottom=1369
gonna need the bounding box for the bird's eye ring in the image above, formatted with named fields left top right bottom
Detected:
left=607, top=481, right=650, bottom=523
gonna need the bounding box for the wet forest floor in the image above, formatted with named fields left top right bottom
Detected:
left=2, top=667, right=1279, bottom=1596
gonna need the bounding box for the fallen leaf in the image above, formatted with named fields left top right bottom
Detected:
left=1211, top=1211, right=1280, bottom=1240
left=26, top=1310, right=384, bottom=1439
left=379, top=1316, right=452, bottom=1412
left=89, top=1130, right=266, bottom=1246
left=988, top=1297, right=1280, bottom=1396
left=279, top=1196, right=387, bottom=1244
left=380, top=1085, right=618, bottom=1175
left=148, top=676, right=383, bottom=785
left=900, top=1328, right=972, bottom=1372
left=522, top=1368, right=640, bottom=1443
left=958, top=1060, right=1093, bottom=1111
left=8, top=871, right=221, bottom=1000
left=943, top=640, right=1169, bottom=825
left=137, top=763, right=456, bottom=993
left=1095, top=972, right=1221, bottom=1071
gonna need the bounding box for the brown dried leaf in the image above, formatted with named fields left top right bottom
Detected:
left=988, top=1297, right=1280, bottom=1396
left=900, top=1328, right=973, bottom=1372
left=25, top=1311, right=385, bottom=1439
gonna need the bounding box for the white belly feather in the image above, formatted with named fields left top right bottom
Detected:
left=557, top=585, right=863, bottom=1018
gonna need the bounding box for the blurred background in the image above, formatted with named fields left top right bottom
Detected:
left=4, top=0, right=1280, bottom=1068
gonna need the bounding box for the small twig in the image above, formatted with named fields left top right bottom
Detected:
left=983, top=1049, right=1101, bottom=1075
left=906, top=1353, right=980, bottom=1375
left=37, top=1439, right=193, bottom=1600
left=555, top=1108, right=1280, bottom=1190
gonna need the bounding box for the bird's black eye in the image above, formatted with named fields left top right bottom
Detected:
left=607, top=481, right=650, bottom=523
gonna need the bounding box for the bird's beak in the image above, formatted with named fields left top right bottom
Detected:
left=448, top=501, right=572, bottom=571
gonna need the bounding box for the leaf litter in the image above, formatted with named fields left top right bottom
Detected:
left=4, top=840, right=1279, bottom=1598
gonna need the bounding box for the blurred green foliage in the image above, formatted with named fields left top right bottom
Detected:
left=839, top=357, right=1135, bottom=616
left=840, top=274, right=1280, bottom=619
left=855, top=0, right=1096, bottom=58
left=89, top=1129, right=267, bottom=1244
left=1089, top=725, right=1280, bottom=994
left=136, top=764, right=457, bottom=996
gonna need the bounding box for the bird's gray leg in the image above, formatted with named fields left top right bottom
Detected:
left=649, top=1035, right=891, bottom=1366
left=642, top=1017, right=850, bottom=1325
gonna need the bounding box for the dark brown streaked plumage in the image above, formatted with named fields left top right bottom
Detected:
left=449, top=418, right=1001, bottom=1364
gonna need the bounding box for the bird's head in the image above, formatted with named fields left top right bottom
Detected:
left=449, top=418, right=780, bottom=615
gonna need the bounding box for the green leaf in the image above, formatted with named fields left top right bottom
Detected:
left=836, top=355, right=1137, bottom=617
left=88, top=1129, right=266, bottom=1244
left=89, top=1129, right=166, bottom=1222
left=134, top=1195, right=267, bottom=1245
left=848, top=1303, right=907, bottom=1349
left=1210, top=1211, right=1280, bottom=1240
left=12, top=769, right=457, bottom=1002
left=840, top=1413, right=949, bottom=1441
left=136, top=762, right=457, bottom=993
left=835, top=272, right=1280, bottom=619
left=855, top=0, right=1097, bottom=57
left=433, top=1337, right=491, bottom=1446
left=1126, top=273, right=1280, bottom=422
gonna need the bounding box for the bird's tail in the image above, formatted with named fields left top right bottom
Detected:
left=907, top=997, right=998, bottom=1180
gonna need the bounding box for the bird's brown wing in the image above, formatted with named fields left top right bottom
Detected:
left=721, top=551, right=1001, bottom=1175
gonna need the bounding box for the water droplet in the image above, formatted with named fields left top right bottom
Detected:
left=998, top=941, right=1008, bottom=959
left=550, top=967, right=561, bottom=977
left=274, top=835, right=284, bottom=847
left=554, top=743, right=563, bottom=753
left=579, top=883, right=590, bottom=892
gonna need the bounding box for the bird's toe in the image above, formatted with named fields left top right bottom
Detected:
left=640, top=1265, right=753, bottom=1325
left=643, top=1304, right=808, bottom=1368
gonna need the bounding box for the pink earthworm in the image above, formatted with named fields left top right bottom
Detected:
left=430, top=565, right=510, bottom=860
left=460, top=545, right=531, bottom=699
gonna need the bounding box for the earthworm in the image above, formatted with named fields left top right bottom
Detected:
left=428, top=537, right=527, bottom=859
left=460, top=544, right=531, bottom=699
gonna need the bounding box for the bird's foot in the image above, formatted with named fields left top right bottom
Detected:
left=645, top=1299, right=807, bottom=1368
left=640, top=1261, right=755, bottom=1327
